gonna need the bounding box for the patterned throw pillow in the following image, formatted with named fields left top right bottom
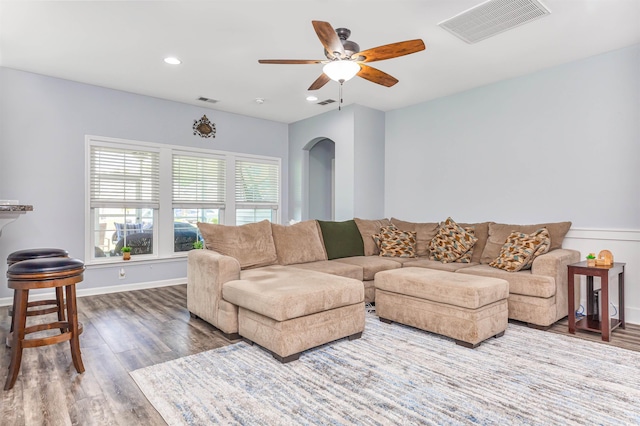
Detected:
left=429, top=217, right=478, bottom=263
left=455, top=226, right=476, bottom=263
left=490, top=228, right=551, bottom=272
left=372, top=225, right=417, bottom=258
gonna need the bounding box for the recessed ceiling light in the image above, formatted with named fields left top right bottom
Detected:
left=255, top=98, right=265, bottom=104
left=306, top=95, right=318, bottom=102
left=164, top=57, right=181, bottom=65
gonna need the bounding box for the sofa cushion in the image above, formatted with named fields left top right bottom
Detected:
left=490, top=228, right=551, bottom=272
left=429, top=217, right=478, bottom=263
left=271, top=220, right=327, bottom=265
left=457, top=264, right=556, bottom=298
left=375, top=257, right=420, bottom=266
left=224, top=266, right=363, bottom=322
left=373, top=225, right=417, bottom=258
left=317, top=220, right=365, bottom=260
left=288, top=260, right=363, bottom=281
left=481, top=222, right=571, bottom=264
left=390, top=218, right=439, bottom=257
left=375, top=268, right=508, bottom=310
left=354, top=218, right=391, bottom=256
left=407, top=258, right=478, bottom=272
left=333, top=256, right=402, bottom=281
left=198, top=220, right=277, bottom=269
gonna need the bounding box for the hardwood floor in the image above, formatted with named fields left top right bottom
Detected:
left=1, top=285, right=233, bottom=426
left=548, top=316, right=640, bottom=352
left=1, top=285, right=639, bottom=425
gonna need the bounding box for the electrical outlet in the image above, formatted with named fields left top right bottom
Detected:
left=119, top=268, right=126, bottom=279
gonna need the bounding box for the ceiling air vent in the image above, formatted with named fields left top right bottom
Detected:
left=317, top=99, right=336, bottom=106
left=197, top=96, right=219, bottom=104
left=438, top=0, right=551, bottom=44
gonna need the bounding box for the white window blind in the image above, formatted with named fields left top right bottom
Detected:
left=172, top=154, right=226, bottom=208
left=235, top=159, right=279, bottom=209
left=90, top=145, right=160, bottom=208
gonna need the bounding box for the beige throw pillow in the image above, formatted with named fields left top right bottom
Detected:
left=428, top=217, right=478, bottom=264
left=456, top=222, right=491, bottom=264
left=198, top=220, right=277, bottom=269
left=271, top=220, right=327, bottom=265
left=455, top=227, right=476, bottom=263
left=481, top=221, right=571, bottom=264
left=490, top=228, right=551, bottom=272
left=372, top=225, right=417, bottom=258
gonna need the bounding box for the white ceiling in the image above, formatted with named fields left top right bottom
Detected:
left=1, top=0, right=639, bottom=124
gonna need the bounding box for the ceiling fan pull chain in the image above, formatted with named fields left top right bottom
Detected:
left=339, top=82, right=343, bottom=111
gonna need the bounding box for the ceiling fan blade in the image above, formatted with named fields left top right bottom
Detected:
left=258, top=59, right=324, bottom=64
left=308, top=73, right=331, bottom=90
left=353, top=39, right=425, bottom=63
left=357, top=64, right=399, bottom=87
left=312, top=20, right=345, bottom=59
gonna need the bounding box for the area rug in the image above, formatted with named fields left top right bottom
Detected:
left=131, top=316, right=640, bottom=425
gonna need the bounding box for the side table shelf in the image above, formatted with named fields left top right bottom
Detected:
left=567, top=261, right=625, bottom=342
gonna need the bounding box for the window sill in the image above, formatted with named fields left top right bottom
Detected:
left=85, top=254, right=188, bottom=269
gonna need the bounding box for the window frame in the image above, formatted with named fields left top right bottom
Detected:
left=85, top=135, right=281, bottom=264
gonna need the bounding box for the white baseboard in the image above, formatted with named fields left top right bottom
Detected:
left=0, top=277, right=186, bottom=307
left=626, top=306, right=640, bottom=325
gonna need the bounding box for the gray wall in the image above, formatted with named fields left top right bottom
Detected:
left=288, top=104, right=385, bottom=222
left=385, top=45, right=640, bottom=227
left=353, top=105, right=385, bottom=219
left=0, top=67, right=288, bottom=300
left=289, top=107, right=355, bottom=221
left=384, top=44, right=640, bottom=323
left=308, top=138, right=335, bottom=220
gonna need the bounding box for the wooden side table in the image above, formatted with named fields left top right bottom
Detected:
left=567, top=261, right=625, bottom=341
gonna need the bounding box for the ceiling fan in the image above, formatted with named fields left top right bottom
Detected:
left=258, top=21, right=426, bottom=91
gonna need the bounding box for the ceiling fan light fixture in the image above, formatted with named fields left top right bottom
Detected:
left=323, top=60, right=360, bottom=83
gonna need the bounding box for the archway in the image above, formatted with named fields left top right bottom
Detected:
left=303, top=138, right=335, bottom=221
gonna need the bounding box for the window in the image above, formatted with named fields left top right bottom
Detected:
left=235, top=159, right=279, bottom=225
left=89, top=144, right=159, bottom=258
left=86, top=136, right=281, bottom=262
left=172, top=154, right=225, bottom=252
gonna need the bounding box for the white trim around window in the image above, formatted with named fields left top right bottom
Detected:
left=85, top=135, right=281, bottom=264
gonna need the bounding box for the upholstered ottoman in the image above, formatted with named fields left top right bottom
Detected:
left=222, top=266, right=365, bottom=362
left=375, top=267, right=508, bottom=348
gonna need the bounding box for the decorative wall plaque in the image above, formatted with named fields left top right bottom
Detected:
left=193, top=115, right=216, bottom=138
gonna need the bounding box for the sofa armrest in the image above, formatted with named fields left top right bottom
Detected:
left=531, top=248, right=581, bottom=320
left=187, top=249, right=241, bottom=332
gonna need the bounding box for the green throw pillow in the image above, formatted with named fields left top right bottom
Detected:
left=317, top=220, right=365, bottom=260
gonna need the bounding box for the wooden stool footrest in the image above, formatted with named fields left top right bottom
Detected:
left=9, top=301, right=66, bottom=317
left=9, top=322, right=84, bottom=350
left=23, top=331, right=73, bottom=348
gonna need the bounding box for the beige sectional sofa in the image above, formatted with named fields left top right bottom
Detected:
left=187, top=217, right=579, bottom=359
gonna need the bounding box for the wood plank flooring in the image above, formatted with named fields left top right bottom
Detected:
left=548, top=316, right=640, bottom=352
left=1, top=285, right=639, bottom=425
left=1, top=285, right=233, bottom=426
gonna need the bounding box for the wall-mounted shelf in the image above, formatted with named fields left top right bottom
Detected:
left=0, top=205, right=33, bottom=237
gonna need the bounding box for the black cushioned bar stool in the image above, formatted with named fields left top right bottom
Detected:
left=5, top=257, right=85, bottom=391
left=6, top=248, right=69, bottom=346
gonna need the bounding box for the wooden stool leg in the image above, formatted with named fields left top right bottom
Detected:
left=8, top=289, right=17, bottom=333
left=65, top=284, right=85, bottom=374
left=5, top=289, right=28, bottom=390
left=56, top=287, right=66, bottom=333
left=6, top=289, right=18, bottom=348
